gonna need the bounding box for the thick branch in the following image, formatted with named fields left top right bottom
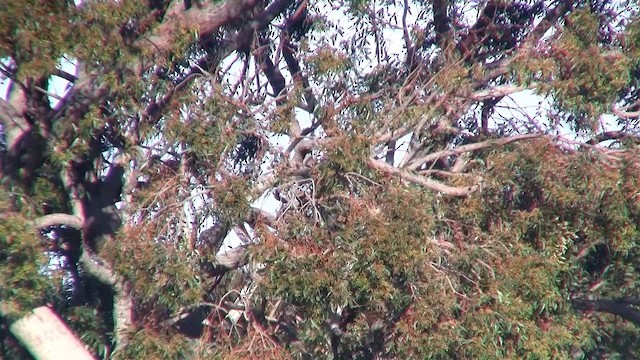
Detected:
left=587, top=131, right=640, bottom=145
left=367, top=158, right=477, bottom=197
left=0, top=97, right=30, bottom=154
left=612, top=104, right=640, bottom=119
left=248, top=0, right=294, bottom=33
left=112, top=280, right=134, bottom=354
left=79, top=251, right=116, bottom=286
left=1, top=306, right=94, bottom=360
left=256, top=36, right=287, bottom=99
left=211, top=246, right=249, bottom=275
left=432, top=0, right=450, bottom=49
left=282, top=39, right=317, bottom=112
left=572, top=297, right=640, bottom=325
left=469, top=84, right=531, bottom=101
left=33, top=213, right=83, bottom=230
left=406, top=133, right=541, bottom=171
left=140, top=0, right=262, bottom=55
left=53, top=69, right=78, bottom=83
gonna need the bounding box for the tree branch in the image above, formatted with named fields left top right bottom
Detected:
left=0, top=306, right=95, bottom=360
left=612, top=104, right=640, bottom=119
left=432, top=0, right=451, bottom=49
left=0, top=97, right=30, bottom=155
left=112, top=280, right=134, bottom=354
left=211, top=246, right=249, bottom=275
left=33, top=214, right=83, bottom=230
left=469, top=84, right=531, bottom=101
left=586, top=131, right=640, bottom=145
left=406, top=133, right=541, bottom=171
left=79, top=251, right=116, bottom=286
left=140, top=0, right=262, bottom=55
left=53, top=69, right=77, bottom=83
left=479, top=0, right=575, bottom=84
left=366, top=158, right=478, bottom=197
left=572, top=297, right=640, bottom=326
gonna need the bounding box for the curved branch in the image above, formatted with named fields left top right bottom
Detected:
left=367, top=158, right=478, bottom=197
left=33, top=213, right=83, bottom=230
left=31, top=211, right=115, bottom=286
left=79, top=251, right=116, bottom=286
left=612, top=105, right=640, bottom=119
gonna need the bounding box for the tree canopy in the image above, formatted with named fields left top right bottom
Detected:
left=2, top=0, right=640, bottom=358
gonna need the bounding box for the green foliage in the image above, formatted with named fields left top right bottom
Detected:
left=71, top=1, right=146, bottom=64
left=114, top=328, right=194, bottom=360
left=253, top=136, right=640, bottom=357
left=105, top=232, right=205, bottom=315
left=214, top=177, right=251, bottom=224
left=0, top=213, right=53, bottom=317
left=308, top=46, right=350, bottom=75
left=30, top=169, right=66, bottom=215
left=526, top=9, right=631, bottom=131
left=0, top=0, right=72, bottom=78
left=62, top=306, right=111, bottom=358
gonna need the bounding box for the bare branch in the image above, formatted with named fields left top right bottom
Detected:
left=113, top=280, right=134, bottom=353
left=0, top=306, right=95, bottom=360
left=587, top=131, right=640, bottom=145
left=139, top=0, right=263, bottom=56
left=469, top=84, right=531, bottom=101
left=375, top=126, right=411, bottom=144
left=406, top=133, right=542, bottom=171
left=366, top=158, right=478, bottom=197
left=34, top=86, right=63, bottom=101
left=53, top=69, right=77, bottom=83
left=79, top=251, right=116, bottom=286
left=57, top=166, right=117, bottom=287
left=33, top=214, right=83, bottom=230
left=612, top=105, right=640, bottom=119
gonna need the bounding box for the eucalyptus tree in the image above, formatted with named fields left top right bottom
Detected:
left=2, top=0, right=640, bottom=358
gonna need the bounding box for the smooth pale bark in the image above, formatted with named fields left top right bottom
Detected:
left=6, top=306, right=95, bottom=360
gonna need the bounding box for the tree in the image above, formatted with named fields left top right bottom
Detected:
left=1, top=0, right=640, bottom=358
